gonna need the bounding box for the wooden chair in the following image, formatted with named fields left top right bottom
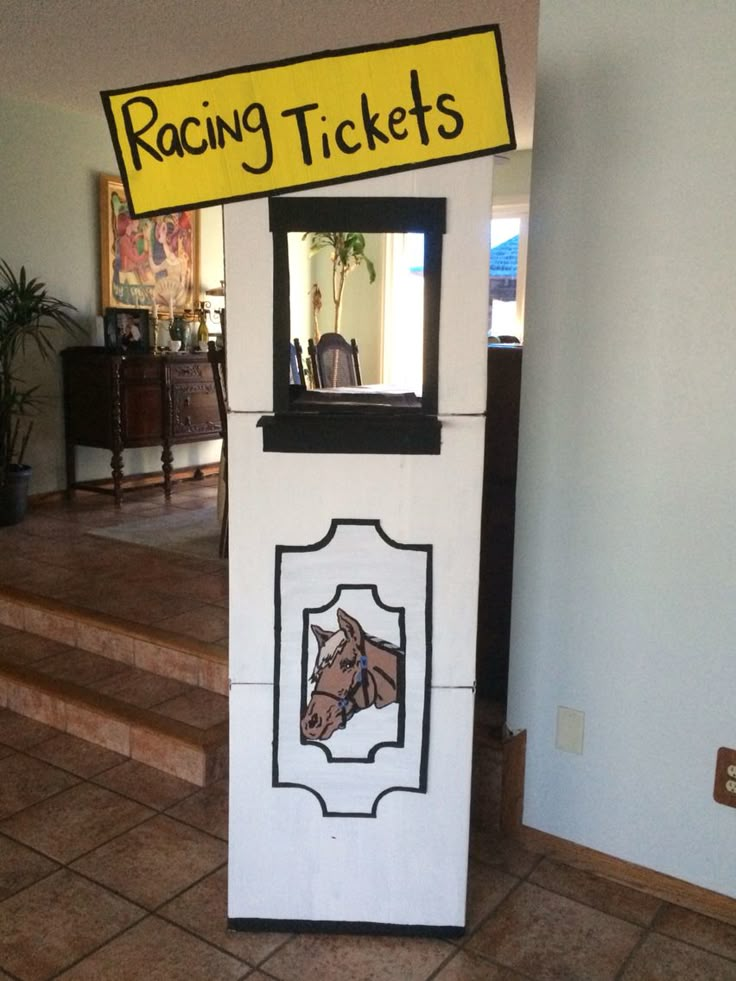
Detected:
left=207, top=341, right=228, bottom=558
left=291, top=339, right=306, bottom=390
left=307, top=333, right=362, bottom=388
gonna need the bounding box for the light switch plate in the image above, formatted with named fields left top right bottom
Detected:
left=556, top=706, right=585, bottom=755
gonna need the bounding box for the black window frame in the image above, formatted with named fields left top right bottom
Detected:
left=259, top=195, right=446, bottom=454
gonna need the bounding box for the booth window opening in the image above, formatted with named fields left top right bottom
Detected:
left=259, top=196, right=445, bottom=455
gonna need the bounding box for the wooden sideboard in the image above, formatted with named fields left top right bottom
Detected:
left=61, top=347, right=222, bottom=504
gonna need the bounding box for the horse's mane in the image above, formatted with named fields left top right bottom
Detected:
left=364, top=634, right=404, bottom=658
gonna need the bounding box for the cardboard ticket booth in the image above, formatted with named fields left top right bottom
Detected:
left=101, top=25, right=514, bottom=935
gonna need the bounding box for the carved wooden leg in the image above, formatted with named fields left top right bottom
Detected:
left=162, top=442, right=173, bottom=498
left=111, top=447, right=124, bottom=507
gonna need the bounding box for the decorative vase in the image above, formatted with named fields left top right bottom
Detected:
left=0, top=464, right=32, bottom=526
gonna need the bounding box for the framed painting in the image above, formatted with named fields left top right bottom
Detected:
left=103, top=306, right=150, bottom=353
left=99, top=173, right=200, bottom=315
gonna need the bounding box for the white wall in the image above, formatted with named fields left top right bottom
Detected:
left=492, top=149, right=532, bottom=204
left=0, top=96, right=224, bottom=494
left=507, top=0, right=736, bottom=898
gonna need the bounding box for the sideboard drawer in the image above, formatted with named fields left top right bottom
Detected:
left=171, top=383, right=220, bottom=438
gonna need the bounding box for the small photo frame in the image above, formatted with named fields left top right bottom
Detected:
left=104, top=307, right=150, bottom=353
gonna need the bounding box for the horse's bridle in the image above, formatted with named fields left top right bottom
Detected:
left=308, top=653, right=374, bottom=731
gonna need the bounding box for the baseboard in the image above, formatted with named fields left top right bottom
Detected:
left=498, top=727, right=736, bottom=927
left=518, top=825, right=736, bottom=928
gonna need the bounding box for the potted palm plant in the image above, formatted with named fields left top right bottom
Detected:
left=303, top=232, right=376, bottom=335
left=0, top=260, right=81, bottom=525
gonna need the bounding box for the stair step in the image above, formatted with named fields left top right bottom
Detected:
left=0, top=586, right=229, bottom=786
left=0, top=585, right=228, bottom=695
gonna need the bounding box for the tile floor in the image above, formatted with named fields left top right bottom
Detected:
left=1, top=481, right=736, bottom=980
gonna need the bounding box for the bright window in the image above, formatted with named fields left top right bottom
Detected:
left=489, top=205, right=529, bottom=341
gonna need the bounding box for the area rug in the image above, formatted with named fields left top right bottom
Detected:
left=90, top=508, right=223, bottom=561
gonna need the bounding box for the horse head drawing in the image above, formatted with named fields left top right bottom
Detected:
left=301, top=608, right=401, bottom=742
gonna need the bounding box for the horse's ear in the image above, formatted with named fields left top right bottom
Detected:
left=336, top=608, right=362, bottom=642
left=311, top=624, right=331, bottom=647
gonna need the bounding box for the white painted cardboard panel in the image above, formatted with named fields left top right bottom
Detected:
left=227, top=411, right=484, bottom=688
left=224, top=157, right=492, bottom=417
left=228, top=682, right=475, bottom=928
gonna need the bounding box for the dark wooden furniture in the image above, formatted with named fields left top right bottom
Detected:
left=207, top=341, right=228, bottom=558
left=61, top=347, right=221, bottom=504
left=476, top=342, right=523, bottom=702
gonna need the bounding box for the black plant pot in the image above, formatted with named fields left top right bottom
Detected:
left=0, top=464, right=32, bottom=526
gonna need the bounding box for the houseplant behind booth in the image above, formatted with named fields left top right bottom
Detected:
left=0, top=260, right=81, bottom=525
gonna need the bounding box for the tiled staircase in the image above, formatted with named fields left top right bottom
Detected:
left=0, top=584, right=228, bottom=786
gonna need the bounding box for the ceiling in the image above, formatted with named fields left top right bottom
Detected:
left=0, top=0, right=538, bottom=149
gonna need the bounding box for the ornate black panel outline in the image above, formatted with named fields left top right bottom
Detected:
left=273, top=518, right=432, bottom=818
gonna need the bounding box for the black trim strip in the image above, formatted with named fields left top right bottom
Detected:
left=227, top=916, right=464, bottom=938
left=258, top=413, right=442, bottom=454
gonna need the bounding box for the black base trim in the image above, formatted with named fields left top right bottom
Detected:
left=258, top=413, right=442, bottom=454
left=227, top=916, right=464, bottom=938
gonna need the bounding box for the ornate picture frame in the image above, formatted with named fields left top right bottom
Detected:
left=98, top=173, right=200, bottom=315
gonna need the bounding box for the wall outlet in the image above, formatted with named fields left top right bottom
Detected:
left=713, top=747, right=736, bottom=807
left=556, top=706, right=585, bottom=755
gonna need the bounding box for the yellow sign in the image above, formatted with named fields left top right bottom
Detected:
left=101, top=25, right=515, bottom=217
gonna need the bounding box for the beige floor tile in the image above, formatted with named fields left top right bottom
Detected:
left=260, top=932, right=454, bottom=981
left=129, top=726, right=207, bottom=784
left=5, top=680, right=68, bottom=730
left=529, top=857, right=663, bottom=926
left=92, top=758, right=199, bottom=810
left=466, top=881, right=642, bottom=980
left=0, top=708, right=58, bottom=749
left=27, top=732, right=127, bottom=778
left=0, top=754, right=80, bottom=819
left=153, top=688, right=229, bottom=729
left=469, top=829, right=543, bottom=878
left=75, top=621, right=135, bottom=663
left=70, top=813, right=227, bottom=909
left=620, top=931, right=736, bottom=980
left=64, top=702, right=131, bottom=755
left=90, top=667, right=191, bottom=708
left=185, top=572, right=229, bottom=608
left=654, top=903, right=736, bottom=961
left=0, top=834, right=59, bottom=900
left=0, top=781, right=153, bottom=863
left=120, top=588, right=200, bottom=626
left=463, top=859, right=519, bottom=936
left=33, top=648, right=130, bottom=687
left=0, top=555, right=45, bottom=585
left=0, top=598, right=25, bottom=630
left=23, top=608, right=77, bottom=647
left=133, top=640, right=201, bottom=686
left=152, top=605, right=228, bottom=643
left=0, top=868, right=145, bottom=981
left=433, top=948, right=527, bottom=980
left=54, top=914, right=247, bottom=981
left=160, top=867, right=290, bottom=965
left=0, top=631, right=71, bottom=666
left=165, top=777, right=228, bottom=839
